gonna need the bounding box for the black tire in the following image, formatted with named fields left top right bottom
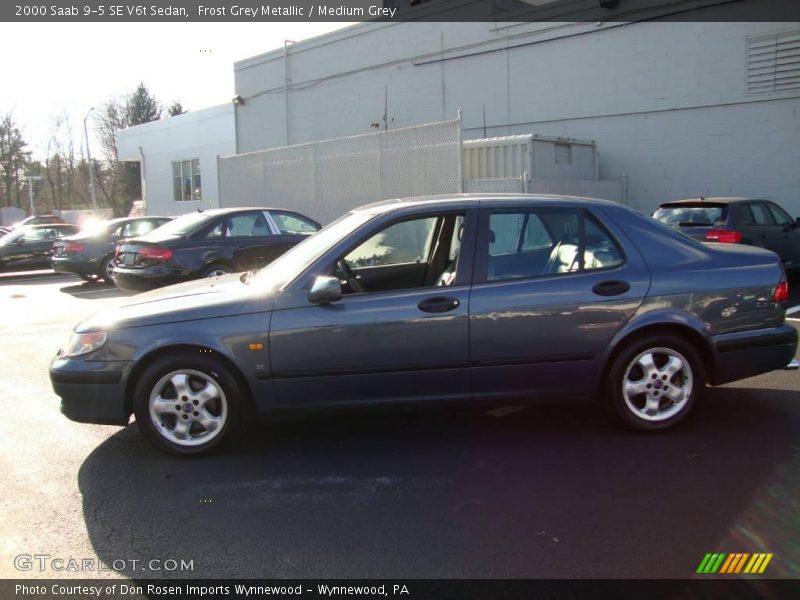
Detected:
left=200, top=262, right=234, bottom=278
left=606, top=334, right=705, bottom=432
left=133, top=352, right=246, bottom=455
left=98, top=254, right=116, bottom=284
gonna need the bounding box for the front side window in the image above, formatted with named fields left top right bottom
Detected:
left=334, top=213, right=465, bottom=294
left=172, top=159, right=201, bottom=201
left=21, top=228, right=51, bottom=242
left=486, top=209, right=622, bottom=282
left=750, top=203, right=773, bottom=226
left=344, top=217, right=437, bottom=268
left=767, top=203, right=793, bottom=226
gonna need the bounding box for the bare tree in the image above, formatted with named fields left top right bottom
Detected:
left=94, top=83, right=162, bottom=216
left=0, top=112, right=30, bottom=208
left=43, top=112, right=79, bottom=211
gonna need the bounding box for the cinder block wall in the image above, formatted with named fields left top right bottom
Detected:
left=234, top=21, right=800, bottom=214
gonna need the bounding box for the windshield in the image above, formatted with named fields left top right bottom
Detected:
left=652, top=204, right=727, bottom=227
left=147, top=212, right=212, bottom=237
left=251, top=211, right=376, bottom=290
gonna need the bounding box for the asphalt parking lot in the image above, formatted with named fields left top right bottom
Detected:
left=1, top=270, right=799, bottom=580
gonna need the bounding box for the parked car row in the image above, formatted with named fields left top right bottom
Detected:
left=49, top=194, right=797, bottom=455
left=1, top=208, right=322, bottom=291
left=52, top=216, right=173, bottom=283
left=111, top=207, right=320, bottom=291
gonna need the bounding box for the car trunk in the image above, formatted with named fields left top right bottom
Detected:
left=116, top=236, right=180, bottom=269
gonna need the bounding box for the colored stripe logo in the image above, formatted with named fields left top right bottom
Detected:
left=696, top=553, right=773, bottom=574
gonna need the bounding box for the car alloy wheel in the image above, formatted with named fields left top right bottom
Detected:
left=202, top=263, right=233, bottom=278
left=148, top=369, right=228, bottom=447
left=608, top=334, right=704, bottom=431
left=102, top=255, right=116, bottom=282
left=622, top=347, right=692, bottom=422
left=134, top=353, right=245, bottom=454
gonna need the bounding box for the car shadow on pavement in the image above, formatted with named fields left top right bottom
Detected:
left=59, top=281, right=134, bottom=299
left=77, top=387, right=800, bottom=579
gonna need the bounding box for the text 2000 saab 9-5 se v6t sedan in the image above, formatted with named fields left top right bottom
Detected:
left=50, top=194, right=797, bottom=455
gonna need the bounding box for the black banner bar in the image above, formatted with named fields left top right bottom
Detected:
left=2, top=0, right=800, bottom=23
left=3, top=579, right=800, bottom=600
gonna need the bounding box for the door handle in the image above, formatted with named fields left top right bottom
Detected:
left=592, top=280, right=630, bottom=297
left=418, top=296, right=460, bottom=313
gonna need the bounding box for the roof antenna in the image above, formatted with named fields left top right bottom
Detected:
left=699, top=196, right=705, bottom=202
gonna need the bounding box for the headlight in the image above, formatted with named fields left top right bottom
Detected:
left=62, top=331, right=108, bottom=357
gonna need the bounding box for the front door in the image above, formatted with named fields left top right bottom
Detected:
left=269, top=210, right=475, bottom=408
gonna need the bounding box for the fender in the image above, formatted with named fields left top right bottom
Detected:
left=597, top=306, right=711, bottom=384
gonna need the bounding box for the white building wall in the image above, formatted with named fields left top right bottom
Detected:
left=234, top=21, right=800, bottom=214
left=117, top=104, right=236, bottom=216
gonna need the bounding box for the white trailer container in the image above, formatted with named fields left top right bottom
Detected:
left=463, top=134, right=598, bottom=182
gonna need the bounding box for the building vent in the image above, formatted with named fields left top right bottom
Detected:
left=747, top=30, right=800, bottom=94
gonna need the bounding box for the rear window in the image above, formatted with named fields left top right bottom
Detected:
left=652, top=204, right=727, bottom=227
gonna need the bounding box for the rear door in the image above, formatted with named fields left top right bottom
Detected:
left=739, top=202, right=781, bottom=253
left=224, top=211, right=278, bottom=270
left=764, top=202, right=800, bottom=270
left=469, top=205, right=650, bottom=401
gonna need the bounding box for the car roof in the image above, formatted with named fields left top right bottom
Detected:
left=26, top=223, right=78, bottom=229
left=659, top=197, right=766, bottom=206
left=354, top=193, right=623, bottom=214
left=186, top=207, right=292, bottom=216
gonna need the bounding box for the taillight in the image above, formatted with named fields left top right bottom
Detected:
left=705, top=229, right=743, bottom=243
left=772, top=279, right=789, bottom=303
left=139, top=246, right=173, bottom=261
left=64, top=241, right=85, bottom=254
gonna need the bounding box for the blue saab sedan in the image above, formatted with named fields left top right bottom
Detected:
left=50, top=195, right=797, bottom=455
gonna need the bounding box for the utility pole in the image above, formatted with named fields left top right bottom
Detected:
left=25, top=175, right=42, bottom=215
left=83, top=107, right=98, bottom=210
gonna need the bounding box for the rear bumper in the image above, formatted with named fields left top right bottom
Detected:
left=709, top=324, right=798, bottom=385
left=111, top=266, right=185, bottom=291
left=50, top=356, right=133, bottom=426
left=51, top=256, right=98, bottom=276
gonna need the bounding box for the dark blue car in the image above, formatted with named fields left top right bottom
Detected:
left=50, top=195, right=797, bottom=455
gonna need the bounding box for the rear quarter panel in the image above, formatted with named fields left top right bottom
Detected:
left=602, top=204, right=785, bottom=339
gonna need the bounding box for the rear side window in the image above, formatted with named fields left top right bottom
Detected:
left=269, top=211, right=319, bottom=235
left=486, top=209, right=623, bottom=281
left=735, top=204, right=755, bottom=225
left=227, top=213, right=271, bottom=238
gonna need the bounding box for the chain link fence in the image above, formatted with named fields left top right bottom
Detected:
left=219, top=118, right=463, bottom=225
left=464, top=177, right=525, bottom=193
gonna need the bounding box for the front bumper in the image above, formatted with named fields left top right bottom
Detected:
left=709, top=324, right=798, bottom=385
left=50, top=355, right=134, bottom=425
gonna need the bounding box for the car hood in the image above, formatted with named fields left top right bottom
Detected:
left=77, top=273, right=276, bottom=331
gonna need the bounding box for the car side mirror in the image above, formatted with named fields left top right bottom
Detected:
left=308, top=275, right=342, bottom=304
